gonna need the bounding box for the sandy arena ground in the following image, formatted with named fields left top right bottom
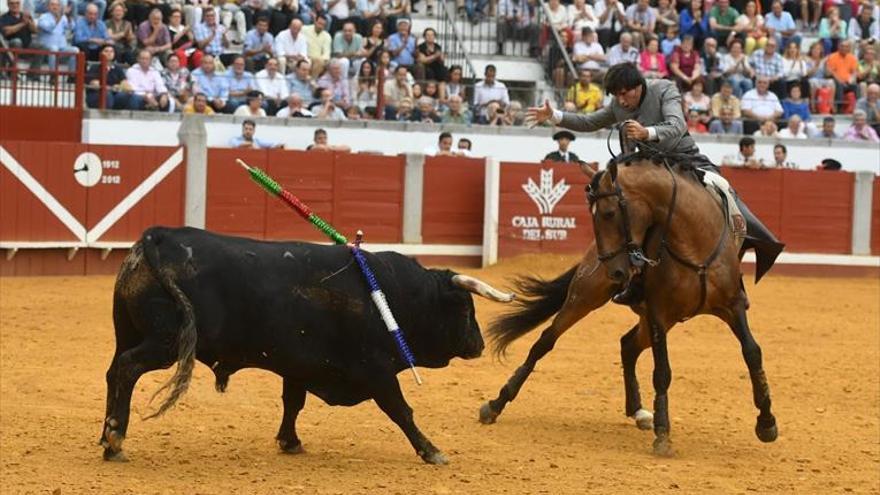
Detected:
left=1, top=254, right=879, bottom=494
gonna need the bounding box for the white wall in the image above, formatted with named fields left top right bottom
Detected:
left=81, top=113, right=880, bottom=173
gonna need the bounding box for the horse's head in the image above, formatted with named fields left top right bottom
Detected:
left=585, top=161, right=654, bottom=286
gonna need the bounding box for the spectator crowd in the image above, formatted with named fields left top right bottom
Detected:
left=1, top=0, right=878, bottom=142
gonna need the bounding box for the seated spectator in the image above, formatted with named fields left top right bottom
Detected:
left=276, top=93, right=314, bottom=117
left=660, top=24, right=680, bottom=58
left=571, top=27, right=606, bottom=74
left=678, top=0, right=708, bottom=50
left=268, top=0, right=297, bottom=35
left=316, top=58, right=351, bottom=108
left=753, top=118, right=778, bottom=137
left=167, top=9, right=197, bottom=70
left=415, top=28, right=446, bottom=83
left=227, top=55, right=258, bottom=111
left=844, top=109, right=880, bottom=142
left=35, top=0, right=79, bottom=75
left=440, top=94, right=472, bottom=124
left=302, top=0, right=332, bottom=27
left=749, top=38, right=785, bottom=97
left=480, top=100, right=507, bottom=125
left=806, top=41, right=835, bottom=113
left=311, top=87, right=347, bottom=119
left=711, top=80, right=742, bottom=119
left=701, top=37, right=724, bottom=94
left=137, top=8, right=172, bottom=64
left=849, top=6, right=880, bottom=50
left=106, top=2, right=135, bottom=65
left=473, top=64, right=510, bottom=118
left=593, top=0, right=625, bottom=49
left=243, top=16, right=274, bottom=72
left=507, top=100, right=525, bottom=126
left=274, top=19, right=307, bottom=74
left=669, top=35, right=702, bottom=90
left=308, top=128, right=351, bottom=151
left=721, top=136, right=762, bottom=168
left=85, top=44, right=130, bottom=109
left=654, top=0, right=678, bottom=37
left=818, top=6, right=846, bottom=55
left=569, top=0, right=599, bottom=34
left=684, top=79, right=711, bottom=114
left=825, top=40, right=860, bottom=113
left=387, top=17, right=415, bottom=68
left=624, top=0, right=655, bottom=49
left=234, top=90, right=268, bottom=116
left=357, top=0, right=385, bottom=36
left=497, top=0, right=539, bottom=55
left=763, top=1, right=799, bottom=52
left=781, top=40, right=810, bottom=98
left=351, top=60, right=377, bottom=110
left=126, top=49, right=169, bottom=111
left=856, top=83, right=880, bottom=135
left=421, top=79, right=440, bottom=107
left=256, top=57, right=289, bottom=114
left=73, top=3, right=111, bottom=61
left=640, top=37, right=668, bottom=79
left=360, top=19, right=385, bottom=67
left=303, top=15, right=331, bottom=77
left=192, top=54, right=229, bottom=112
left=161, top=53, right=192, bottom=109
left=194, top=8, right=229, bottom=65
left=709, top=106, right=744, bottom=134
left=810, top=116, right=839, bottom=138
left=708, top=0, right=739, bottom=47
left=331, top=21, right=363, bottom=77
left=241, top=0, right=271, bottom=33
left=288, top=59, right=317, bottom=105
left=393, top=96, right=414, bottom=121
left=607, top=32, right=639, bottom=67
left=781, top=84, right=810, bottom=121
left=858, top=46, right=880, bottom=96
left=383, top=0, right=409, bottom=33
left=687, top=109, right=708, bottom=133
left=0, top=0, right=36, bottom=56
left=735, top=0, right=766, bottom=55
left=457, top=137, right=473, bottom=156
left=182, top=0, right=211, bottom=30
left=383, top=64, right=413, bottom=117
left=229, top=119, right=282, bottom=148
left=544, top=0, right=571, bottom=33
left=566, top=69, right=603, bottom=114
left=544, top=130, right=580, bottom=162
left=183, top=92, right=215, bottom=114
left=769, top=143, right=796, bottom=168
left=412, top=96, right=440, bottom=122
left=721, top=39, right=754, bottom=97
left=777, top=113, right=807, bottom=138
left=218, top=0, right=247, bottom=46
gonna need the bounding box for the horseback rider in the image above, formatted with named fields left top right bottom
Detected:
left=526, top=62, right=784, bottom=305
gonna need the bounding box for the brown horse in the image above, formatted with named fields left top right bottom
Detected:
left=478, top=158, right=778, bottom=456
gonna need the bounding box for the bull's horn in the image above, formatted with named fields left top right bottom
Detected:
left=451, top=275, right=515, bottom=303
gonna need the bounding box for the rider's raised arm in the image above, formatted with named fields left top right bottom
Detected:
left=556, top=105, right=617, bottom=133
left=649, top=79, right=688, bottom=143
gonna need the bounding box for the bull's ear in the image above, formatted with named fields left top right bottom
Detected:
left=451, top=275, right=515, bottom=303
left=579, top=161, right=598, bottom=179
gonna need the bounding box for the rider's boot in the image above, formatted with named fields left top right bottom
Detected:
left=612, top=273, right=645, bottom=306
left=733, top=195, right=785, bottom=283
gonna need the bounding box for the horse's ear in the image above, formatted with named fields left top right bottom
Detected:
left=579, top=161, right=598, bottom=179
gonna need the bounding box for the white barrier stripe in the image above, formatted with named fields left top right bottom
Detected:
left=0, top=146, right=87, bottom=242
left=370, top=290, right=400, bottom=331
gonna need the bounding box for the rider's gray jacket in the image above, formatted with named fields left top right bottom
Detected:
left=553, top=79, right=698, bottom=156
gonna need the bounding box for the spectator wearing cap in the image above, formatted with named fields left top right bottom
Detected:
left=234, top=90, right=268, bottom=116
left=387, top=17, right=415, bottom=68
left=229, top=119, right=283, bottom=148
left=544, top=130, right=580, bottom=162
left=274, top=19, right=308, bottom=75
left=226, top=55, right=258, bottom=111
left=473, top=64, right=510, bottom=119
left=242, top=16, right=274, bottom=72
left=73, top=3, right=111, bottom=61
left=566, top=69, right=603, bottom=114
left=571, top=27, right=605, bottom=74
left=303, top=15, right=332, bottom=77
left=844, top=109, right=880, bottom=142
left=722, top=136, right=763, bottom=169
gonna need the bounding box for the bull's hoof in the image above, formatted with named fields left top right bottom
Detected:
left=755, top=419, right=778, bottom=443
left=478, top=403, right=498, bottom=425
left=102, top=448, right=129, bottom=462
left=278, top=440, right=305, bottom=454
left=422, top=451, right=449, bottom=465
left=652, top=436, right=675, bottom=458
left=633, top=409, right=654, bottom=431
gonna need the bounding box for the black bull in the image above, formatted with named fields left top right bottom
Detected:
left=100, top=227, right=513, bottom=464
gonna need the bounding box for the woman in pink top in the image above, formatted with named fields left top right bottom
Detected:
left=640, top=37, right=668, bottom=79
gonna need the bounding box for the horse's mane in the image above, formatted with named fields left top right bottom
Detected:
left=606, top=150, right=704, bottom=185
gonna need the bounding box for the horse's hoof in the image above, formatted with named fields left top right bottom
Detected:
left=102, top=448, right=129, bottom=462
left=422, top=451, right=449, bottom=465
left=652, top=437, right=675, bottom=458
left=104, top=428, right=124, bottom=453
left=478, top=403, right=498, bottom=425
left=633, top=409, right=654, bottom=431
left=279, top=440, right=305, bottom=454
left=755, top=421, right=778, bottom=443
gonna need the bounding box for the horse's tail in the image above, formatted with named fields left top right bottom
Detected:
left=488, top=266, right=577, bottom=358
left=140, top=228, right=198, bottom=420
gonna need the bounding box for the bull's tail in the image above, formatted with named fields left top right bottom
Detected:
left=488, top=266, right=577, bottom=358
left=140, top=229, right=198, bottom=420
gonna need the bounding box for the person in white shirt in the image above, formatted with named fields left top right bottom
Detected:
left=776, top=114, right=807, bottom=139
left=721, top=136, right=764, bottom=168
left=741, top=76, right=783, bottom=122
left=423, top=131, right=469, bottom=156
left=274, top=18, right=308, bottom=74
left=568, top=0, right=598, bottom=32
left=233, top=90, right=268, bottom=117
left=593, top=0, right=625, bottom=47
left=256, top=57, right=290, bottom=114
left=276, top=93, right=314, bottom=117
left=769, top=143, right=797, bottom=168
left=472, top=64, right=510, bottom=117
left=571, top=27, right=605, bottom=72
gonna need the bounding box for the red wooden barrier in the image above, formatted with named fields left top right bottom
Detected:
left=498, top=161, right=593, bottom=259
left=872, top=177, right=880, bottom=255
left=779, top=170, right=853, bottom=253
left=422, top=156, right=485, bottom=244
left=721, top=167, right=784, bottom=235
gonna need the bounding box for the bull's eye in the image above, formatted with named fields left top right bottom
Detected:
left=602, top=210, right=615, bottom=220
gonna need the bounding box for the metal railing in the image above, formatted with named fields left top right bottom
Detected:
left=0, top=48, right=85, bottom=109
left=435, top=0, right=478, bottom=80
left=538, top=0, right=578, bottom=105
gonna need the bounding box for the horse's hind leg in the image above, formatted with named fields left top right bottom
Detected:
left=725, top=301, right=778, bottom=443
left=620, top=319, right=653, bottom=430
left=479, top=264, right=612, bottom=424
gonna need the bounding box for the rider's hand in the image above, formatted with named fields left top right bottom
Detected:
left=623, top=120, right=650, bottom=141
left=525, top=99, right=555, bottom=128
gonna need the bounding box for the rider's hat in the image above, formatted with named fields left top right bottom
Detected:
left=553, top=130, right=576, bottom=141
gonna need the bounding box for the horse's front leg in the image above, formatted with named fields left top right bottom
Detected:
left=620, top=320, right=654, bottom=430
left=648, top=311, right=675, bottom=457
